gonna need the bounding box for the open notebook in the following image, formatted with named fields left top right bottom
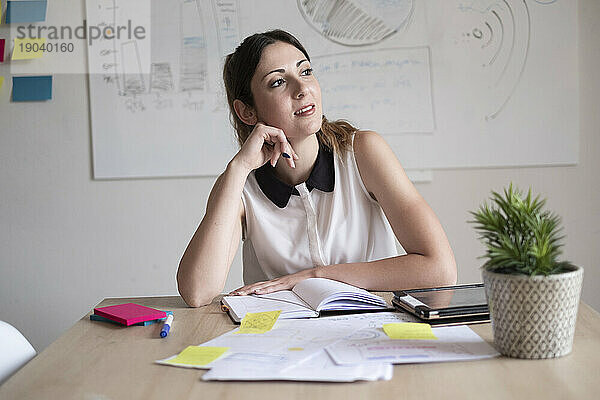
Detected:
left=221, top=278, right=390, bottom=323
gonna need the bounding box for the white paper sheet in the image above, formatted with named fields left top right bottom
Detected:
left=326, top=325, right=499, bottom=365
left=156, top=312, right=416, bottom=375
left=202, top=349, right=393, bottom=382
left=202, top=313, right=414, bottom=372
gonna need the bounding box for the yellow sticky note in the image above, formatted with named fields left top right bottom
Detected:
left=0, top=77, right=4, bottom=89
left=383, top=323, right=438, bottom=340
left=12, top=38, right=46, bottom=60
left=164, top=346, right=229, bottom=366
left=236, top=310, right=281, bottom=334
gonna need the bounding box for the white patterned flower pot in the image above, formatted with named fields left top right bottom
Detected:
left=482, top=266, right=583, bottom=359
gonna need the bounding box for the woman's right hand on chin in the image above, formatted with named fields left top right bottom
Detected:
left=231, top=122, right=298, bottom=173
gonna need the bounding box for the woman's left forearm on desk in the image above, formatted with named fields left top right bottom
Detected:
left=230, top=249, right=457, bottom=296
left=315, top=253, right=457, bottom=291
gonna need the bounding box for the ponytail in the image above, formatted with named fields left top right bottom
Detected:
left=317, top=115, right=357, bottom=156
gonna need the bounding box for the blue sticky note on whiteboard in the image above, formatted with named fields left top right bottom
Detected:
left=6, top=1, right=48, bottom=23
left=12, top=75, right=53, bottom=101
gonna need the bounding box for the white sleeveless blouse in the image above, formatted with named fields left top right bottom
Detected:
left=241, top=136, right=401, bottom=284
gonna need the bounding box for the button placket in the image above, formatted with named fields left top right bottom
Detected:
left=295, top=183, right=326, bottom=268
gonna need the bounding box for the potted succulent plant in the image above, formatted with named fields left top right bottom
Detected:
left=470, top=184, right=583, bottom=359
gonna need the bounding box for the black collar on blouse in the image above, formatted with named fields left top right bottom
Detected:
left=254, top=142, right=335, bottom=208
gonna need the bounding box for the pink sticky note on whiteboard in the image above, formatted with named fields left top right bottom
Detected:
left=0, top=39, right=5, bottom=63
left=93, top=303, right=167, bottom=326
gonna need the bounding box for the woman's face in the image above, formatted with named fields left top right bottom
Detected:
left=249, top=41, right=323, bottom=140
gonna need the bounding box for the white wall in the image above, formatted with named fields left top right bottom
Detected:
left=1, top=0, right=598, bottom=352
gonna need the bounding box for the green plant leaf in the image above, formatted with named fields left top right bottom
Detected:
left=468, top=183, right=573, bottom=275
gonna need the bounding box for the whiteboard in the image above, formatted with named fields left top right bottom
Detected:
left=88, top=0, right=578, bottom=179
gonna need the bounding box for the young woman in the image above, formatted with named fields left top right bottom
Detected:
left=177, top=30, right=456, bottom=307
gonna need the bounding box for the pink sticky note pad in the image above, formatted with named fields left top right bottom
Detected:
left=93, top=303, right=167, bottom=326
left=0, top=39, right=5, bottom=63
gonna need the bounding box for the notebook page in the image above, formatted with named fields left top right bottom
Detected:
left=222, top=290, right=316, bottom=321
left=292, top=278, right=387, bottom=311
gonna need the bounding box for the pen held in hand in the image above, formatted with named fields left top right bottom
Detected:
left=160, top=314, right=174, bottom=338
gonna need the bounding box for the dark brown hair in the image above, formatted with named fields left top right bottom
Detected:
left=222, top=29, right=356, bottom=156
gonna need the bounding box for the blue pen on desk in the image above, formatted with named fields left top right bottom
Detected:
left=160, top=314, right=174, bottom=338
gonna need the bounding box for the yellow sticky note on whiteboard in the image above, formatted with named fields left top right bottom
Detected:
left=12, top=38, right=46, bottom=60
left=236, top=310, right=281, bottom=334
left=383, top=323, right=438, bottom=340
left=164, top=346, right=229, bottom=366
left=0, top=77, right=4, bottom=89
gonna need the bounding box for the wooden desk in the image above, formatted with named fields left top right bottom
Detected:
left=2, top=295, right=599, bottom=399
